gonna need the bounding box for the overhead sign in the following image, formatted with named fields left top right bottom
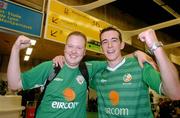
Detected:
left=44, top=0, right=110, bottom=53
left=0, top=0, right=43, bottom=37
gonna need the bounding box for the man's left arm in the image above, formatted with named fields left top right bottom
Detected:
left=139, top=29, right=180, bottom=100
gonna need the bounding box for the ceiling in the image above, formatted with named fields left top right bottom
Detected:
left=111, top=0, right=180, bottom=42
left=0, top=0, right=179, bottom=68
left=111, top=0, right=180, bottom=69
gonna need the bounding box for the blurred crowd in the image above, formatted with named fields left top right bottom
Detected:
left=87, top=98, right=98, bottom=112
left=150, top=92, right=180, bottom=118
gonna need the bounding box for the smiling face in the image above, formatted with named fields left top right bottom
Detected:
left=100, top=29, right=124, bottom=67
left=64, top=32, right=86, bottom=67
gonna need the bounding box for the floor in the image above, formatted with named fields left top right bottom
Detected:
left=87, top=112, right=98, bottom=118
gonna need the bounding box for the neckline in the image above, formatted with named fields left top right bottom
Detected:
left=107, top=57, right=126, bottom=71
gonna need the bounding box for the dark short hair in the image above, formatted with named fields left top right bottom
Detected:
left=66, top=31, right=87, bottom=46
left=99, top=27, right=122, bottom=42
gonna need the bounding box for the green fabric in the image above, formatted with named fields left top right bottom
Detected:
left=86, top=60, right=107, bottom=87
left=92, top=57, right=161, bottom=118
left=21, top=61, right=53, bottom=90
left=143, top=63, right=161, bottom=94
left=22, top=61, right=86, bottom=118
left=21, top=60, right=107, bottom=118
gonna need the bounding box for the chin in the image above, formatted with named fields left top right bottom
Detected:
left=107, top=57, right=117, bottom=61
left=67, top=62, right=79, bottom=67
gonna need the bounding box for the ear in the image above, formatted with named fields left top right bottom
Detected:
left=64, top=46, right=66, bottom=53
left=83, top=46, right=86, bottom=56
left=100, top=45, right=105, bottom=54
left=120, top=42, right=125, bottom=50
left=83, top=50, right=86, bottom=56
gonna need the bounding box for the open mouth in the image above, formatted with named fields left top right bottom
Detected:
left=107, top=50, right=115, bottom=54
left=69, top=54, right=77, bottom=59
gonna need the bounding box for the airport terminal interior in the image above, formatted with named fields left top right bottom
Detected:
left=0, top=0, right=179, bottom=118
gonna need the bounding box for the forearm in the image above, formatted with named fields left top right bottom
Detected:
left=7, top=46, right=22, bottom=90
left=154, top=47, right=180, bottom=100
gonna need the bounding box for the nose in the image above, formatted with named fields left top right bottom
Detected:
left=71, top=47, right=77, bottom=54
left=108, top=41, right=112, bottom=48
left=71, top=49, right=76, bottom=54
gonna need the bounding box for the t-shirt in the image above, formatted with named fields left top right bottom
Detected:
left=21, top=60, right=106, bottom=118
left=91, top=57, right=162, bottom=118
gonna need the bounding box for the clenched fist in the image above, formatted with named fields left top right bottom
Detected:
left=13, top=35, right=31, bottom=50
left=138, top=29, right=159, bottom=49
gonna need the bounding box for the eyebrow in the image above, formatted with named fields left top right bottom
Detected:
left=112, top=37, right=118, bottom=40
left=102, top=37, right=118, bottom=41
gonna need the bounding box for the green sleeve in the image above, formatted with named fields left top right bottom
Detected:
left=85, top=60, right=107, bottom=89
left=143, top=63, right=162, bottom=94
left=85, top=60, right=107, bottom=78
left=21, top=61, right=54, bottom=90
left=89, top=75, right=97, bottom=90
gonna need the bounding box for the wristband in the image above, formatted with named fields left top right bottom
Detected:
left=150, top=41, right=163, bottom=53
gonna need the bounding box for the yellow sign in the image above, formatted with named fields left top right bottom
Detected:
left=44, top=0, right=110, bottom=53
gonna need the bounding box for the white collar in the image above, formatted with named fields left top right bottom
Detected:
left=107, top=58, right=126, bottom=71
left=65, top=61, right=78, bottom=69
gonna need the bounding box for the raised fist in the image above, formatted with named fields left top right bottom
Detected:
left=13, top=35, right=31, bottom=50
left=138, top=29, right=159, bottom=49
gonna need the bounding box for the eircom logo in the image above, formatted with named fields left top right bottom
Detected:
left=63, top=88, right=76, bottom=101
left=105, top=90, right=128, bottom=116
left=105, top=107, right=128, bottom=116
left=51, top=88, right=79, bottom=109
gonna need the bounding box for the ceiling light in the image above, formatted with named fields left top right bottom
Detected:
left=26, top=48, right=33, bottom=55
left=24, top=55, right=30, bottom=61
left=30, top=39, right=36, bottom=46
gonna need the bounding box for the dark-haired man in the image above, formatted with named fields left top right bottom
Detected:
left=90, top=27, right=180, bottom=118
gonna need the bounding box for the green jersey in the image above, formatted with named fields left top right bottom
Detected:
left=91, top=57, right=162, bottom=118
left=21, top=61, right=106, bottom=118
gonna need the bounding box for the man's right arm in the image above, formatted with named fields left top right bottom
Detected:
left=7, top=35, right=31, bottom=91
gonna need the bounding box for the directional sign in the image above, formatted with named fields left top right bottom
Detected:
left=0, top=0, right=43, bottom=37
left=44, top=0, right=110, bottom=53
